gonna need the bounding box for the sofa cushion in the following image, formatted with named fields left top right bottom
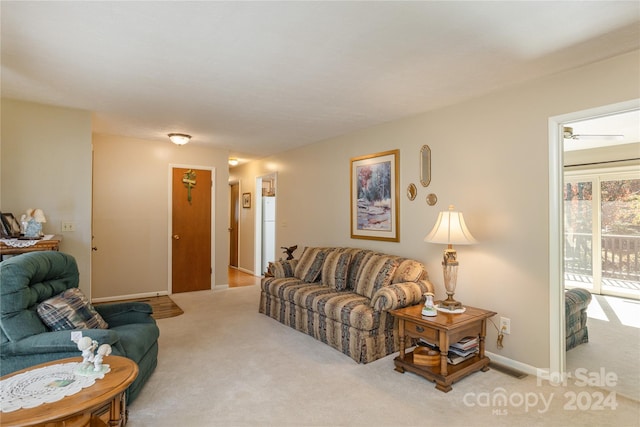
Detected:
left=37, top=288, right=109, bottom=331
left=268, top=259, right=298, bottom=278
left=345, top=249, right=375, bottom=290
left=311, top=292, right=378, bottom=330
left=392, top=259, right=425, bottom=283
left=354, top=255, right=399, bottom=299
left=322, top=251, right=352, bottom=291
left=295, top=247, right=327, bottom=283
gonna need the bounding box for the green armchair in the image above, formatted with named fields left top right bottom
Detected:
left=0, top=251, right=159, bottom=403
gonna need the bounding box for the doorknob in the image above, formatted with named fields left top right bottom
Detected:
left=173, top=234, right=180, bottom=240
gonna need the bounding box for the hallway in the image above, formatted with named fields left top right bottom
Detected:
left=228, top=267, right=261, bottom=288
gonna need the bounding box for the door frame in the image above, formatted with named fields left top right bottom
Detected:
left=548, top=99, right=639, bottom=381
left=168, top=163, right=216, bottom=294
left=254, top=172, right=277, bottom=276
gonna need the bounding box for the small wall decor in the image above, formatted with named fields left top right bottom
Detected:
left=426, top=193, right=438, bottom=206
left=420, top=145, right=431, bottom=187
left=407, top=183, right=417, bottom=201
left=242, top=192, right=251, bottom=208
left=182, top=169, right=197, bottom=204
left=350, top=149, right=399, bottom=242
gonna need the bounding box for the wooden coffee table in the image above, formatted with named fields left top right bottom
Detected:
left=391, top=304, right=496, bottom=392
left=0, top=356, right=138, bottom=427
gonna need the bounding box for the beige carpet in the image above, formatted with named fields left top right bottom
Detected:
left=128, top=285, right=639, bottom=427
left=566, top=294, right=640, bottom=402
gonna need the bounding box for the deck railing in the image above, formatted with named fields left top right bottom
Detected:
left=565, top=233, right=640, bottom=281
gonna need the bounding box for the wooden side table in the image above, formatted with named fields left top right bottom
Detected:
left=0, top=235, right=62, bottom=259
left=391, top=304, right=496, bottom=392
left=0, top=356, right=138, bottom=427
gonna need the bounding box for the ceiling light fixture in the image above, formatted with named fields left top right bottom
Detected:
left=228, top=158, right=239, bottom=166
left=168, top=133, right=191, bottom=145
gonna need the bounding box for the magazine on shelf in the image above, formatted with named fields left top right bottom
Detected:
left=447, top=352, right=478, bottom=365
left=449, top=336, right=478, bottom=351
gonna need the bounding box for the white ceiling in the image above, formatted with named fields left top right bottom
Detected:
left=2, top=2, right=639, bottom=164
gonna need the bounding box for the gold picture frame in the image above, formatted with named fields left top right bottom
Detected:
left=242, top=192, right=251, bottom=208
left=350, top=149, right=399, bottom=242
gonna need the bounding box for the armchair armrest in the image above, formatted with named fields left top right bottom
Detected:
left=2, top=329, right=120, bottom=356
left=267, top=259, right=298, bottom=278
left=370, top=279, right=434, bottom=311
left=95, top=302, right=155, bottom=327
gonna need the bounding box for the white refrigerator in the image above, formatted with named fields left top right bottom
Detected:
left=262, top=197, right=276, bottom=273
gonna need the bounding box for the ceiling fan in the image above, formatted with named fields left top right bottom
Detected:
left=563, top=127, right=624, bottom=140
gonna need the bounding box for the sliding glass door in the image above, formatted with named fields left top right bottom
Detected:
left=564, top=168, right=640, bottom=299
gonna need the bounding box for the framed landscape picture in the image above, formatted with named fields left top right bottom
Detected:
left=350, top=149, right=399, bottom=242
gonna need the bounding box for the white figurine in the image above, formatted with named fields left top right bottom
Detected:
left=422, top=292, right=437, bottom=317
left=93, top=344, right=112, bottom=372
left=77, top=337, right=98, bottom=365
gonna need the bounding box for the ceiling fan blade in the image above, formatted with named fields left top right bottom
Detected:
left=570, top=134, right=624, bottom=140
left=563, top=127, right=624, bottom=140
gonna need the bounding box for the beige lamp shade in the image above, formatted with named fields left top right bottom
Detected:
left=424, top=205, right=477, bottom=246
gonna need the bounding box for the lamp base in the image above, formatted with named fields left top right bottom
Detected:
left=438, top=296, right=463, bottom=311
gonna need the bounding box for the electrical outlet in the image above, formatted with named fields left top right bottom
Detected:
left=61, top=221, right=76, bottom=232
left=500, top=317, right=511, bottom=335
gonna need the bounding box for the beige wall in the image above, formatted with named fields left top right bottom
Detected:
left=92, top=134, right=229, bottom=299
left=1, top=99, right=93, bottom=296
left=230, top=50, right=640, bottom=370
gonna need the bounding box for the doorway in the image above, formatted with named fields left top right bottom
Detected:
left=254, top=173, right=277, bottom=276
left=229, top=182, right=239, bottom=268
left=548, top=99, right=640, bottom=378
left=170, top=166, right=213, bottom=293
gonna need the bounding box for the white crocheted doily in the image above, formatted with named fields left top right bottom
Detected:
left=0, top=362, right=110, bottom=413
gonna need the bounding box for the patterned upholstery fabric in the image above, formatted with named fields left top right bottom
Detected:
left=565, top=288, right=592, bottom=351
left=354, top=255, right=399, bottom=299
left=322, top=251, right=352, bottom=290
left=269, top=259, right=298, bottom=278
left=392, top=259, right=426, bottom=283
left=37, top=288, right=109, bottom=331
left=260, top=248, right=434, bottom=363
left=294, top=247, right=328, bottom=282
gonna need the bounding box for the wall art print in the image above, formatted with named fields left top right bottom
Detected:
left=350, top=149, right=399, bottom=242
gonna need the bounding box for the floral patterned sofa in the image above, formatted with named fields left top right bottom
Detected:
left=259, top=247, right=434, bottom=363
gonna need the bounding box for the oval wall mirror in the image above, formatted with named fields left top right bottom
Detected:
left=420, top=145, right=431, bottom=187
left=407, top=183, right=417, bottom=201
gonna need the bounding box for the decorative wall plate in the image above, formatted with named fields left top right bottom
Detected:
left=407, top=183, right=417, bottom=201
left=426, top=193, right=438, bottom=206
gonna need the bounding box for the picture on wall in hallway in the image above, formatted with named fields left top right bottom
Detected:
left=350, top=149, right=399, bottom=242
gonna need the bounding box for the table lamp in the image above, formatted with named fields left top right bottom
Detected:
left=424, top=205, right=477, bottom=311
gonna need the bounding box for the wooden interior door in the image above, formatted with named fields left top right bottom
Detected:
left=229, top=183, right=239, bottom=267
left=172, top=167, right=212, bottom=293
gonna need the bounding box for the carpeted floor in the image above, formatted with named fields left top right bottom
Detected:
left=127, top=285, right=639, bottom=427
left=566, top=294, right=640, bottom=402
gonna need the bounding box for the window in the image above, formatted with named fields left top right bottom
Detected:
left=564, top=168, right=640, bottom=299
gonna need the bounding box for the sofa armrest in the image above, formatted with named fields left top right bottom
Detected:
left=565, top=288, right=592, bottom=316
left=371, top=279, right=434, bottom=311
left=268, top=259, right=298, bottom=278
left=1, top=329, right=120, bottom=356
left=95, top=302, right=155, bottom=327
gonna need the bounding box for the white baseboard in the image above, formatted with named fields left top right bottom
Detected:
left=91, top=290, right=168, bottom=303
left=486, top=351, right=540, bottom=377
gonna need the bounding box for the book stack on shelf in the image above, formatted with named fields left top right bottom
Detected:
left=417, top=336, right=479, bottom=365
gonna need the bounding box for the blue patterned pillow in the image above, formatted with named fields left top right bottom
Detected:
left=354, top=255, right=399, bottom=299
left=322, top=251, right=352, bottom=291
left=37, top=288, right=109, bottom=331
left=294, top=247, right=327, bottom=283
